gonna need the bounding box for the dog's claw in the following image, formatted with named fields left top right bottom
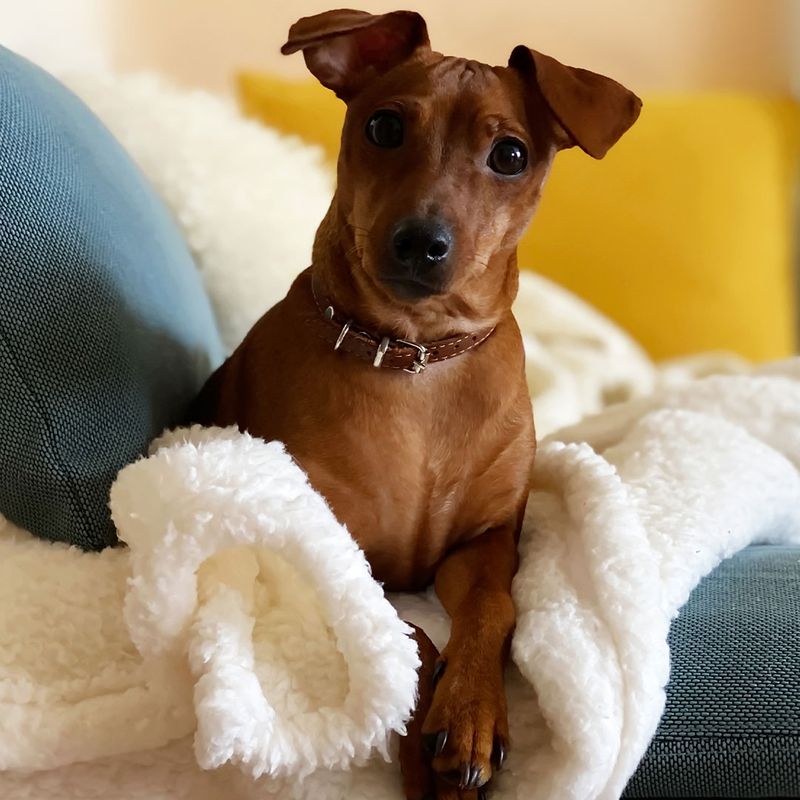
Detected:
left=478, top=788, right=489, bottom=800
left=441, top=761, right=488, bottom=789
left=469, top=765, right=485, bottom=789
left=492, top=738, right=507, bottom=771
left=432, top=659, right=446, bottom=688
left=422, top=730, right=448, bottom=757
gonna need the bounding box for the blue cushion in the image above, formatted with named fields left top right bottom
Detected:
left=0, top=46, right=223, bottom=550
left=624, top=545, right=800, bottom=798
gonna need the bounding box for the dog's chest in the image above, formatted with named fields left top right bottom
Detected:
left=215, top=287, right=534, bottom=591
left=280, top=354, right=531, bottom=590
left=299, top=409, right=504, bottom=588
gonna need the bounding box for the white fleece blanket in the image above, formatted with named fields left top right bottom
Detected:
left=4, top=366, right=800, bottom=800
left=1, top=73, right=794, bottom=799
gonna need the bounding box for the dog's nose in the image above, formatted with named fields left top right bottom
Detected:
left=391, top=218, right=452, bottom=270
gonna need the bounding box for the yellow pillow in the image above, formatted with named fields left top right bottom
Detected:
left=239, top=73, right=344, bottom=163
left=237, top=73, right=798, bottom=360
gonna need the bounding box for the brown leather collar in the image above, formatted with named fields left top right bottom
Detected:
left=310, top=282, right=495, bottom=374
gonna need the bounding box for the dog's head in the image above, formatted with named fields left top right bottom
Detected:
left=283, top=9, right=641, bottom=322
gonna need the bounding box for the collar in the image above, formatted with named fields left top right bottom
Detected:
left=310, top=278, right=495, bottom=375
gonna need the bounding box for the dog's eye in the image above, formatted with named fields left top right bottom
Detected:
left=366, top=110, right=404, bottom=148
left=488, top=137, right=528, bottom=176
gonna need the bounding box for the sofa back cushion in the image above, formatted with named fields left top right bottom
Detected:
left=0, top=46, right=224, bottom=549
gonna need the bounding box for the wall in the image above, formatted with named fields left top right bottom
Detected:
left=0, top=0, right=112, bottom=73
left=0, top=0, right=797, bottom=97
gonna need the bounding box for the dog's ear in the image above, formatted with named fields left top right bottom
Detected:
left=508, top=46, right=641, bottom=159
left=281, top=9, right=430, bottom=101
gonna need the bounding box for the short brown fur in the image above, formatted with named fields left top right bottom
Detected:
left=190, top=10, right=640, bottom=798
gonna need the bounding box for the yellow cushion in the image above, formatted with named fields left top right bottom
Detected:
left=237, top=73, right=799, bottom=360
left=238, top=73, right=345, bottom=163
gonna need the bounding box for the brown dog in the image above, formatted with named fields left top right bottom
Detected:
left=189, top=9, right=640, bottom=799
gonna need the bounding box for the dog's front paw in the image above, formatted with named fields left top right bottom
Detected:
left=421, top=655, right=509, bottom=792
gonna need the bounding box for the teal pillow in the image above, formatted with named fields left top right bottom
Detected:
left=0, top=46, right=223, bottom=549
left=625, top=545, right=800, bottom=797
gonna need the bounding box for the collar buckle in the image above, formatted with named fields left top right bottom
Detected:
left=397, top=339, right=429, bottom=374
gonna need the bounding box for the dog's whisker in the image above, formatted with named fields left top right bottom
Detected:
left=344, top=244, right=363, bottom=261
left=346, top=222, right=372, bottom=237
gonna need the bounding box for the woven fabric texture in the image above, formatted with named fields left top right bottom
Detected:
left=624, top=544, right=800, bottom=798
left=0, top=46, right=223, bottom=549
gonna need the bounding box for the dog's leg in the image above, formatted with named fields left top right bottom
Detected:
left=422, top=523, right=519, bottom=793
left=400, top=624, right=483, bottom=800
left=399, top=624, right=440, bottom=800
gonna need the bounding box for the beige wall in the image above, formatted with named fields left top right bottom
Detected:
left=0, top=0, right=112, bottom=73
left=0, top=0, right=797, bottom=97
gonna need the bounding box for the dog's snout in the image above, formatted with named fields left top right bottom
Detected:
left=391, top=218, right=453, bottom=270
left=383, top=217, right=455, bottom=299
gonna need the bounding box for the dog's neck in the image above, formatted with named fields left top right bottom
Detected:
left=310, top=200, right=518, bottom=343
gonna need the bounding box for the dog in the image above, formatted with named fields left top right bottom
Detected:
left=188, top=9, right=640, bottom=798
